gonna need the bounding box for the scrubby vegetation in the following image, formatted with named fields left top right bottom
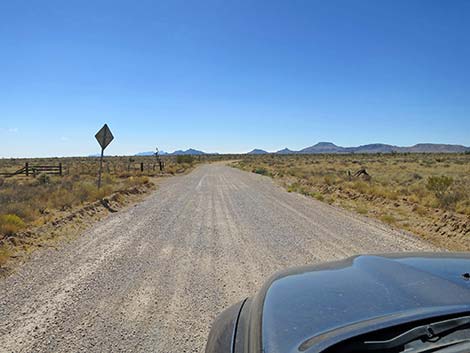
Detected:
left=0, top=155, right=197, bottom=268
left=176, top=155, right=195, bottom=164
left=233, top=153, right=470, bottom=250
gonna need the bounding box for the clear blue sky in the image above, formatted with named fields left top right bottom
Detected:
left=1, top=0, right=469, bottom=157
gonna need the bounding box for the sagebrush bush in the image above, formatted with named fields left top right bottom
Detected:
left=323, top=175, right=336, bottom=186
left=48, top=187, right=76, bottom=210
left=125, top=176, right=150, bottom=187
left=253, top=167, right=269, bottom=175
left=426, top=175, right=455, bottom=208
left=37, top=173, right=50, bottom=185
left=102, top=173, right=115, bottom=185
left=74, top=182, right=97, bottom=203
left=426, top=176, right=453, bottom=197
left=380, top=214, right=396, bottom=225
left=176, top=155, right=194, bottom=164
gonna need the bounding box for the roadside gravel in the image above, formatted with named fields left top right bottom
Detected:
left=0, top=164, right=436, bottom=352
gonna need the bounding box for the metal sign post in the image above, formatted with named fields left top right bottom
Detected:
left=155, top=147, right=164, bottom=172
left=95, top=124, right=114, bottom=189
left=155, top=147, right=159, bottom=171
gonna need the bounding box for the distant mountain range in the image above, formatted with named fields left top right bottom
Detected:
left=123, top=142, right=470, bottom=157
left=134, top=151, right=167, bottom=156
left=135, top=148, right=209, bottom=156
left=248, top=142, right=470, bottom=154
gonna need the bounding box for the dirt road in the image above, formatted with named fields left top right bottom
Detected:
left=0, top=164, right=436, bottom=352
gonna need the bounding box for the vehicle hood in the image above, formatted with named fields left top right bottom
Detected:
left=251, top=253, right=470, bottom=353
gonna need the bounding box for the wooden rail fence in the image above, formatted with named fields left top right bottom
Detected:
left=0, top=163, right=62, bottom=178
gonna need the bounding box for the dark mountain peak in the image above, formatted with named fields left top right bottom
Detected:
left=276, top=148, right=296, bottom=154
left=314, top=142, right=339, bottom=147
left=135, top=150, right=169, bottom=156
left=247, top=149, right=268, bottom=155
left=170, top=148, right=206, bottom=155
left=405, top=143, right=469, bottom=153
left=186, top=148, right=205, bottom=155
left=359, top=143, right=394, bottom=148
left=351, top=143, right=398, bottom=153
left=300, top=142, right=345, bottom=154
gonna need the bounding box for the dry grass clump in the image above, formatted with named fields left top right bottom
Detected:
left=0, top=214, right=26, bottom=236
left=0, top=246, right=12, bottom=267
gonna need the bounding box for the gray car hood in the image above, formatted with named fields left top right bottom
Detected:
left=250, top=253, right=470, bottom=353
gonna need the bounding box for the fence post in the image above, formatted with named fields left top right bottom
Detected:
left=25, top=162, right=29, bottom=176
left=140, top=162, right=144, bottom=172
left=59, top=163, right=62, bottom=176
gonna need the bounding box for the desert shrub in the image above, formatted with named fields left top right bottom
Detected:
left=37, top=173, right=51, bottom=185
left=409, top=184, right=427, bottom=199
left=351, top=181, right=369, bottom=194
left=139, top=176, right=150, bottom=184
left=125, top=176, right=150, bottom=187
left=369, top=185, right=399, bottom=200
left=102, top=173, right=116, bottom=185
left=74, top=182, right=97, bottom=203
left=287, top=182, right=300, bottom=193
left=94, top=185, right=113, bottom=200
left=356, top=206, right=368, bottom=215
left=3, top=201, right=38, bottom=222
left=323, top=175, right=336, bottom=186
left=456, top=202, right=470, bottom=215
left=253, top=167, right=269, bottom=175
left=47, top=187, right=76, bottom=210
left=59, top=177, right=75, bottom=191
left=313, top=192, right=324, bottom=201
left=0, top=245, right=12, bottom=266
left=287, top=168, right=303, bottom=177
left=164, top=164, right=178, bottom=174
left=438, top=191, right=463, bottom=210
left=380, top=214, right=396, bottom=225
left=0, top=214, right=25, bottom=236
left=117, top=171, right=132, bottom=178
left=413, top=205, right=428, bottom=216
left=298, top=186, right=311, bottom=196
left=176, top=155, right=194, bottom=164
left=426, top=176, right=454, bottom=208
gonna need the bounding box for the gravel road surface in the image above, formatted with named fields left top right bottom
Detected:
left=0, top=164, right=436, bottom=352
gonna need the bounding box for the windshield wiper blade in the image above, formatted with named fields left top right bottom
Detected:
left=361, top=316, right=470, bottom=351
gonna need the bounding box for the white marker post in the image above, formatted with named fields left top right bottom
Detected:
left=95, top=124, right=114, bottom=189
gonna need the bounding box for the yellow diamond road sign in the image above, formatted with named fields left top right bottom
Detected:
left=95, top=124, right=114, bottom=150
